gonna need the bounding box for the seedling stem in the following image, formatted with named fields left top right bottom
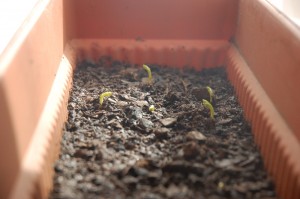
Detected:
left=143, top=64, right=152, bottom=83
left=99, top=91, right=112, bottom=107
left=206, top=86, right=214, bottom=103
left=202, top=99, right=215, bottom=120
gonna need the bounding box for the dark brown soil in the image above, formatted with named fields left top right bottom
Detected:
left=50, top=58, right=277, bottom=199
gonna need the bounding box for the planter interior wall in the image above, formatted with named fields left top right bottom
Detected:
left=0, top=0, right=299, bottom=199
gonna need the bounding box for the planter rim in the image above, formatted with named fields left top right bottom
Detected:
left=0, top=0, right=300, bottom=199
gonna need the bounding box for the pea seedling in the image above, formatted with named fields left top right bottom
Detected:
left=202, top=99, right=215, bottom=120
left=143, top=64, right=153, bottom=84
left=206, top=86, right=214, bottom=103
left=99, top=91, right=112, bottom=107
left=149, top=105, right=155, bottom=112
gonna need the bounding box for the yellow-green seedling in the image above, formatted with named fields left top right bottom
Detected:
left=218, top=181, right=225, bottom=190
left=143, top=64, right=153, bottom=83
left=99, top=91, right=112, bottom=107
left=149, top=105, right=155, bottom=112
left=202, top=99, right=215, bottom=120
left=206, top=86, right=214, bottom=103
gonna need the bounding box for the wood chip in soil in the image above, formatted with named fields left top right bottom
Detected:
left=50, top=58, right=277, bottom=199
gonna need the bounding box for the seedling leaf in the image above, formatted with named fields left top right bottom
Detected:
left=149, top=105, right=155, bottom=112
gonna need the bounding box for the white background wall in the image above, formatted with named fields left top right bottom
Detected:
left=0, top=0, right=298, bottom=56
left=0, top=0, right=39, bottom=55
left=267, top=0, right=300, bottom=24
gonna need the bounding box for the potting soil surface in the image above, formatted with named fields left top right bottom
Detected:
left=50, top=59, right=277, bottom=199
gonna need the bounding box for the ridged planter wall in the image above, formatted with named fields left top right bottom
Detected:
left=0, top=0, right=299, bottom=199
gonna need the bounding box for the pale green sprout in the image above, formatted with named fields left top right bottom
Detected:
left=99, top=91, right=112, bottom=106
left=206, top=86, right=214, bottom=103
left=218, top=181, right=225, bottom=190
left=202, top=99, right=215, bottom=120
left=149, top=105, right=155, bottom=112
left=143, top=64, right=153, bottom=83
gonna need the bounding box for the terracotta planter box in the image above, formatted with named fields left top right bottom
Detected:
left=0, top=0, right=299, bottom=198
